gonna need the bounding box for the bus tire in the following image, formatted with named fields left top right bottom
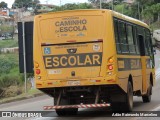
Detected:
left=142, top=82, right=152, bottom=103
left=111, top=81, right=133, bottom=112
left=123, top=81, right=133, bottom=112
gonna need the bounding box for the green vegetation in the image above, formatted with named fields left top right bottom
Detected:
left=0, top=40, right=21, bottom=99
left=0, top=54, right=22, bottom=97
left=0, top=89, right=42, bottom=104
left=0, top=39, right=38, bottom=99
left=150, top=21, right=160, bottom=30
left=12, top=0, right=40, bottom=9
left=0, top=1, right=8, bottom=8
left=0, top=53, right=37, bottom=99
left=0, top=40, right=18, bottom=48
left=52, top=3, right=93, bottom=12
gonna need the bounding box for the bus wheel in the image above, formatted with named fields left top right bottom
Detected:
left=111, top=81, right=133, bottom=112
left=123, top=81, right=133, bottom=112
left=142, top=82, right=152, bottom=103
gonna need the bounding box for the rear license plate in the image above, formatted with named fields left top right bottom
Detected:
left=67, top=81, right=80, bottom=86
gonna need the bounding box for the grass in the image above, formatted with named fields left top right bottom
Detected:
left=0, top=41, right=39, bottom=101
left=0, top=88, right=43, bottom=104
left=0, top=39, right=18, bottom=48
left=27, top=88, right=42, bottom=94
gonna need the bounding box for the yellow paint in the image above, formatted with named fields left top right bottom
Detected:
left=33, top=9, right=155, bottom=95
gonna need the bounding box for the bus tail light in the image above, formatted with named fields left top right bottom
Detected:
left=108, top=65, right=113, bottom=70
left=36, top=69, right=41, bottom=74
left=107, top=57, right=114, bottom=71
left=108, top=58, right=114, bottom=63
left=96, top=80, right=101, bottom=82
left=107, top=79, right=116, bottom=82
left=36, top=83, right=42, bottom=86
left=48, top=82, right=52, bottom=85
left=35, top=63, right=39, bottom=68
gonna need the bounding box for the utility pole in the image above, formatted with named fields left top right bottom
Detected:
left=138, top=2, right=140, bottom=20
left=122, top=5, right=124, bottom=14
left=22, top=22, right=27, bottom=93
left=100, top=0, right=102, bottom=9
left=60, top=0, right=62, bottom=6
left=45, top=0, right=48, bottom=4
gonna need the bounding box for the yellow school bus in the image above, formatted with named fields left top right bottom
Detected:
left=33, top=9, right=155, bottom=115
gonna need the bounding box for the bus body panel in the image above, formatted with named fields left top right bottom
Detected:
left=38, top=12, right=105, bottom=44
left=34, top=10, right=118, bottom=87
left=42, top=42, right=103, bottom=80
left=33, top=10, right=155, bottom=106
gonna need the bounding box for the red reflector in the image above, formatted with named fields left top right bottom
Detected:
left=48, top=82, right=52, bottom=85
left=36, top=69, right=41, bottom=74
left=108, top=65, right=113, bottom=70
left=96, top=80, right=101, bottom=82
left=107, top=79, right=116, bottom=82
left=67, top=40, right=76, bottom=42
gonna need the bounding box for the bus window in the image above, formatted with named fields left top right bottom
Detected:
left=118, top=21, right=128, bottom=53
left=145, top=29, right=152, bottom=56
left=144, top=29, right=149, bottom=56
left=114, top=19, right=121, bottom=53
left=133, top=26, right=140, bottom=54
left=126, top=25, right=136, bottom=54
left=145, top=29, right=155, bottom=67
left=138, top=35, right=145, bottom=56
left=137, top=27, right=146, bottom=56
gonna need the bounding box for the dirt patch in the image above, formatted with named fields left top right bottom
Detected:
left=0, top=82, right=32, bottom=98
left=3, top=86, right=23, bottom=98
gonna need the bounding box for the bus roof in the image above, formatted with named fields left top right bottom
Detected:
left=111, top=10, right=149, bottom=29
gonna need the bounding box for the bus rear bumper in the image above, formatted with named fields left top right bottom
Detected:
left=44, top=103, right=111, bottom=110
left=35, top=75, right=117, bottom=88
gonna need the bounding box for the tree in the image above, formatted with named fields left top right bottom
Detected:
left=12, top=0, right=33, bottom=8
left=77, top=3, right=93, bottom=9
left=129, top=0, right=160, bottom=22
left=123, top=0, right=159, bottom=21
left=0, top=1, right=8, bottom=8
left=88, top=0, right=123, bottom=8
left=143, top=3, right=160, bottom=24
left=32, top=0, right=40, bottom=9
left=52, top=3, right=93, bottom=12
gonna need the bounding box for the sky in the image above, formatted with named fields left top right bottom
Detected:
left=0, top=0, right=89, bottom=8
